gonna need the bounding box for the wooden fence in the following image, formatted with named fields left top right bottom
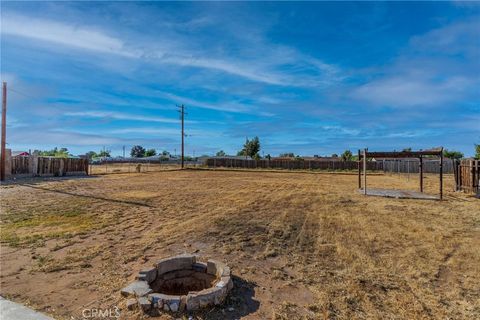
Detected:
left=454, top=159, right=479, bottom=194
left=11, top=156, right=31, bottom=174
left=205, top=157, right=454, bottom=174
left=205, top=158, right=381, bottom=170
left=10, top=156, right=89, bottom=178
left=381, top=159, right=453, bottom=174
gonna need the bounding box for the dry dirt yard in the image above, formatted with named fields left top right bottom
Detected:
left=1, top=169, right=479, bottom=320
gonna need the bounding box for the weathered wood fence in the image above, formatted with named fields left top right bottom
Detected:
left=10, top=156, right=88, bottom=178
left=205, top=158, right=454, bottom=173
left=454, top=159, right=479, bottom=194
left=205, top=158, right=381, bottom=170
left=381, top=159, right=454, bottom=174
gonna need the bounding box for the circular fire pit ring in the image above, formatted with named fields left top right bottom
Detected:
left=121, top=254, right=233, bottom=313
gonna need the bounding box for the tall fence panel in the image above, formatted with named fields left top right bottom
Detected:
left=205, top=157, right=455, bottom=173
left=9, top=156, right=88, bottom=178
left=11, top=156, right=31, bottom=175
left=454, top=159, right=479, bottom=194
left=381, top=159, right=453, bottom=174
left=205, top=158, right=382, bottom=171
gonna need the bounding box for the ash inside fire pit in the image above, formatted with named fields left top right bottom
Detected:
left=151, top=269, right=217, bottom=295
left=121, top=254, right=233, bottom=313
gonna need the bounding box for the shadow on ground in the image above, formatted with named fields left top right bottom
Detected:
left=149, top=276, right=259, bottom=319
left=0, top=175, right=96, bottom=186
left=189, top=276, right=260, bottom=319
left=18, top=183, right=153, bottom=207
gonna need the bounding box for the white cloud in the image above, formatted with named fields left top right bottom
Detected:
left=155, top=91, right=254, bottom=114
left=109, top=127, right=219, bottom=137
left=2, top=14, right=139, bottom=58
left=10, top=128, right=124, bottom=146
left=64, top=111, right=180, bottom=123
left=352, top=76, right=472, bottom=107
left=2, top=12, right=341, bottom=87
left=350, top=19, right=480, bottom=108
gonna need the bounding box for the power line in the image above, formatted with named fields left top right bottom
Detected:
left=8, top=87, right=38, bottom=100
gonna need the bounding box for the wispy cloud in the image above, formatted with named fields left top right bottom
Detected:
left=155, top=91, right=251, bottom=113
left=109, top=127, right=219, bottom=137
left=351, top=76, right=472, bottom=108
left=155, top=91, right=275, bottom=116
left=2, top=12, right=341, bottom=87
left=350, top=18, right=480, bottom=108
left=2, top=14, right=139, bottom=58
left=64, top=111, right=181, bottom=123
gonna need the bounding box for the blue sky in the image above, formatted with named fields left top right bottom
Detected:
left=1, top=1, right=479, bottom=157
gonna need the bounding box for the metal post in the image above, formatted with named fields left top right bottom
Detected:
left=358, top=149, right=361, bottom=189
left=407, top=160, right=410, bottom=181
left=181, top=104, right=184, bottom=169
left=1, top=82, right=6, bottom=181
left=440, top=148, right=443, bottom=200
left=363, top=148, right=367, bottom=195
left=419, top=156, right=423, bottom=193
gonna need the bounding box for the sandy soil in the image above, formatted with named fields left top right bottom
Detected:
left=1, top=169, right=479, bottom=319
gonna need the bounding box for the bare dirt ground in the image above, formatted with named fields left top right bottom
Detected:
left=1, top=169, right=479, bottom=319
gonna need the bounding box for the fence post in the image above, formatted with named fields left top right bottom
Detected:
left=59, top=158, right=65, bottom=176
left=363, top=149, right=367, bottom=195
left=453, top=159, right=459, bottom=191
left=407, top=160, right=410, bottom=181
left=358, top=150, right=361, bottom=189
left=419, top=156, right=423, bottom=193
left=440, top=149, right=443, bottom=200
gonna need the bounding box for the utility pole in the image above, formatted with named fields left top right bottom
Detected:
left=1, top=82, right=7, bottom=181
left=177, top=104, right=186, bottom=169
left=123, top=145, right=125, bottom=158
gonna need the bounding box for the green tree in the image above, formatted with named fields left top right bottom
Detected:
left=238, top=137, right=261, bottom=158
left=38, top=147, right=70, bottom=158
left=474, top=144, right=480, bottom=160
left=331, top=153, right=338, bottom=158
left=98, top=149, right=111, bottom=158
left=144, top=149, right=157, bottom=157
left=279, top=153, right=295, bottom=158
left=85, top=151, right=98, bottom=160
left=216, top=150, right=226, bottom=157
left=131, top=145, right=146, bottom=158
left=402, top=147, right=412, bottom=152
left=341, top=150, right=353, bottom=161
left=443, top=149, right=463, bottom=160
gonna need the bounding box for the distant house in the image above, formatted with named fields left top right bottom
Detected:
left=12, top=151, right=30, bottom=157
left=303, top=156, right=341, bottom=161
left=272, top=156, right=295, bottom=160
left=199, top=155, right=253, bottom=162
left=273, top=156, right=342, bottom=161
left=370, top=157, right=420, bottom=162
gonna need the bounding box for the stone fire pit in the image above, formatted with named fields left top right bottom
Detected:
left=121, top=254, right=233, bottom=313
